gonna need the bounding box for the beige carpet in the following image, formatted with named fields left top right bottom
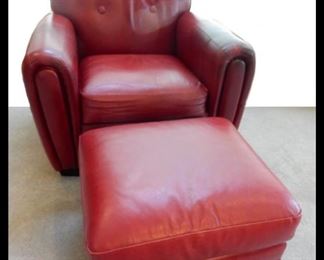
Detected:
left=9, top=107, right=315, bottom=260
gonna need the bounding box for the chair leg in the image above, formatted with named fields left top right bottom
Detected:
left=60, top=169, right=79, bottom=177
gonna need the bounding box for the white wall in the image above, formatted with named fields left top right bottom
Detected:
left=9, top=0, right=51, bottom=107
left=9, top=0, right=315, bottom=107
left=191, top=0, right=316, bottom=107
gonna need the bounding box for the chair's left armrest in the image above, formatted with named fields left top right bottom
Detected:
left=22, top=13, right=79, bottom=171
left=176, top=12, right=256, bottom=127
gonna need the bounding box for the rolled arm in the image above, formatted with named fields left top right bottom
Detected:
left=22, top=13, right=79, bottom=171
left=176, top=12, right=256, bottom=127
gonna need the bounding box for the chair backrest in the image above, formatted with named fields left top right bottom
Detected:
left=51, top=0, right=191, bottom=57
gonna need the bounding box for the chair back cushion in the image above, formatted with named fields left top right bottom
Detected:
left=51, top=0, right=191, bottom=56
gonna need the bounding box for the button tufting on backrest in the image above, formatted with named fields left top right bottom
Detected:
left=50, top=0, right=192, bottom=55
left=97, top=5, right=107, bottom=14
left=149, top=5, right=157, bottom=13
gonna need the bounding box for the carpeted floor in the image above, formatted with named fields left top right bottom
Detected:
left=9, top=107, right=315, bottom=260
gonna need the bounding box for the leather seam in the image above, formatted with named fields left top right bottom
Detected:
left=36, top=66, right=78, bottom=167
left=216, top=58, right=246, bottom=119
left=87, top=211, right=301, bottom=255
left=213, top=58, right=232, bottom=115
left=52, top=67, right=78, bottom=165
left=233, top=61, right=251, bottom=125
left=213, top=58, right=244, bottom=116
left=33, top=69, right=62, bottom=170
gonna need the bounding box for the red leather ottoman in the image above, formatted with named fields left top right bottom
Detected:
left=79, top=117, right=301, bottom=260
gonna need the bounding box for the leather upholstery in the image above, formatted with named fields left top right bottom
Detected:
left=80, top=55, right=207, bottom=124
left=50, top=0, right=191, bottom=56
left=22, top=1, right=256, bottom=172
left=22, top=14, right=79, bottom=170
left=177, top=12, right=255, bottom=127
left=79, top=117, right=301, bottom=259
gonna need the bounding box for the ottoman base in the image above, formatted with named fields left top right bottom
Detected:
left=210, top=243, right=286, bottom=260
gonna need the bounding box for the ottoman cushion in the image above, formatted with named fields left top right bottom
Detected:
left=79, top=117, right=301, bottom=259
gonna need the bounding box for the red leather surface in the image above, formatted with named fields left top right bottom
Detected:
left=23, top=2, right=257, bottom=173
left=79, top=117, right=301, bottom=259
left=82, top=123, right=117, bottom=133
left=176, top=12, right=256, bottom=127
left=22, top=14, right=79, bottom=171
left=210, top=243, right=286, bottom=260
left=218, top=60, right=246, bottom=123
left=80, top=55, right=207, bottom=124
left=35, top=69, right=76, bottom=170
left=50, top=0, right=191, bottom=56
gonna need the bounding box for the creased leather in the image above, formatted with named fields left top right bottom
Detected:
left=176, top=12, right=256, bottom=127
left=22, top=13, right=79, bottom=171
left=80, top=54, right=208, bottom=124
left=79, top=117, right=301, bottom=260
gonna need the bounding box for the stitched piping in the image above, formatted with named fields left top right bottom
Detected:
left=32, top=68, right=63, bottom=170
left=214, top=58, right=247, bottom=118
left=87, top=210, right=301, bottom=255
left=35, top=65, right=78, bottom=167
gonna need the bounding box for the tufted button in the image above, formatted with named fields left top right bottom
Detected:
left=97, top=5, right=107, bottom=14
left=149, top=5, right=157, bottom=13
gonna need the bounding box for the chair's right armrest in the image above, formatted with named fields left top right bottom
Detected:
left=22, top=13, right=79, bottom=172
left=176, top=12, right=255, bottom=127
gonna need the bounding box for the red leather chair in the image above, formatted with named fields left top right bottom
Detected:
left=22, top=0, right=255, bottom=176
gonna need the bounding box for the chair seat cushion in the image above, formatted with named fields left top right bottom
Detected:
left=80, top=55, right=208, bottom=124
left=79, top=117, right=301, bottom=260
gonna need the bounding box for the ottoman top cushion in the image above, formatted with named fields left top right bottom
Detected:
left=79, top=117, right=301, bottom=259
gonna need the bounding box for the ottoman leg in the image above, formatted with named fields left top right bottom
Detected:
left=60, top=168, right=79, bottom=177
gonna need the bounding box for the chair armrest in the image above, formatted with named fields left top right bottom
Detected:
left=176, top=12, right=255, bottom=127
left=22, top=13, right=79, bottom=171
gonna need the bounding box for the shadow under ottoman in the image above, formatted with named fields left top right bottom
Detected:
left=79, top=117, right=301, bottom=260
